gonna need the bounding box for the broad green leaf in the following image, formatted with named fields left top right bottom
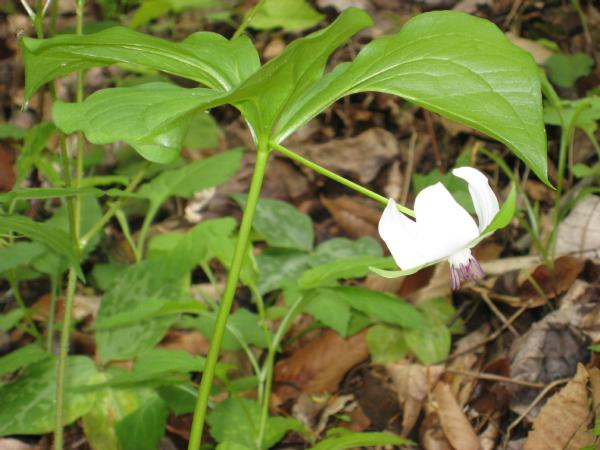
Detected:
left=545, top=53, right=594, bottom=88
left=249, top=0, right=324, bottom=31
left=404, top=313, right=451, bottom=365
left=0, top=186, right=123, bottom=203
left=0, top=215, right=82, bottom=278
left=0, top=356, right=99, bottom=436
left=256, top=249, right=311, bottom=294
left=544, top=97, right=600, bottom=135
left=0, top=344, right=48, bottom=375
left=0, top=123, right=28, bottom=139
left=326, top=286, right=423, bottom=329
left=134, top=349, right=205, bottom=376
left=21, top=27, right=259, bottom=97
left=193, top=308, right=268, bottom=350
left=232, top=194, right=314, bottom=251
left=216, top=443, right=253, bottom=450
left=366, top=324, right=407, bottom=364
left=82, top=380, right=142, bottom=450
left=157, top=383, right=197, bottom=415
left=228, top=7, right=372, bottom=139
left=303, top=288, right=352, bottom=336
left=312, top=430, right=410, bottom=450
left=16, top=122, right=55, bottom=184
left=207, top=398, right=303, bottom=449
left=0, top=309, right=24, bottom=332
left=139, top=149, right=243, bottom=205
left=298, top=256, right=396, bottom=289
left=310, top=236, right=382, bottom=266
left=131, top=0, right=217, bottom=28
left=115, top=390, right=168, bottom=450
left=276, top=11, right=548, bottom=184
left=183, top=111, right=221, bottom=150
left=0, top=242, right=45, bottom=274
left=95, top=260, right=188, bottom=363
left=53, top=83, right=225, bottom=163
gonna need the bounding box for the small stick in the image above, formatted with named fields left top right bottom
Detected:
left=424, top=110, right=443, bottom=172
left=445, top=369, right=545, bottom=389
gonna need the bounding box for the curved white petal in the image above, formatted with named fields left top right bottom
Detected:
left=414, top=182, right=479, bottom=262
left=452, top=167, right=499, bottom=232
left=378, top=199, right=422, bottom=269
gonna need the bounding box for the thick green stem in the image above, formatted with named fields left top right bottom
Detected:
left=271, top=142, right=415, bottom=217
left=188, top=147, right=271, bottom=450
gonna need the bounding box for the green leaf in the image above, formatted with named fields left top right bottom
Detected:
left=16, top=122, right=55, bottom=184
left=95, top=260, right=188, bottom=363
left=312, top=429, right=411, bottom=450
left=256, top=249, right=311, bottom=294
left=0, top=309, right=24, bottom=332
left=0, top=215, right=82, bottom=279
left=249, top=0, right=324, bottom=31
left=116, top=391, right=168, bottom=450
left=232, top=194, right=314, bottom=251
left=131, top=0, right=217, bottom=28
left=0, top=356, right=99, bottom=436
left=326, top=286, right=423, bottom=329
left=0, top=344, right=49, bottom=375
left=303, top=288, right=352, bottom=336
left=0, top=123, right=28, bottom=139
left=228, top=7, right=372, bottom=140
left=545, top=52, right=594, bottom=88
left=21, top=27, right=259, bottom=97
left=139, top=149, right=243, bottom=206
left=310, top=236, right=382, bottom=266
left=0, top=186, right=118, bottom=203
left=53, top=83, right=225, bottom=163
left=299, top=256, right=396, bottom=289
left=135, top=349, right=205, bottom=376
left=0, top=242, right=46, bottom=274
left=207, top=397, right=303, bottom=449
left=276, top=11, right=548, bottom=184
left=366, top=324, right=407, bottom=364
left=192, top=308, right=268, bottom=350
left=404, top=312, right=451, bottom=365
left=82, top=382, right=143, bottom=450
left=157, top=383, right=197, bottom=415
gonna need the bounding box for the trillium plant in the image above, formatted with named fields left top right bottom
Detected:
left=377, top=167, right=502, bottom=290
left=17, top=3, right=547, bottom=450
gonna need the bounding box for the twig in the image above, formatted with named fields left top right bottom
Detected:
left=470, top=286, right=519, bottom=336
left=423, top=110, right=443, bottom=173
left=400, top=131, right=417, bottom=206
left=445, top=369, right=545, bottom=389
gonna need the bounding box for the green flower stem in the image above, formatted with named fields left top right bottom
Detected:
left=233, top=0, right=267, bottom=39
left=188, top=146, right=271, bottom=450
left=271, top=142, right=415, bottom=217
left=54, top=2, right=86, bottom=448
left=256, top=292, right=305, bottom=449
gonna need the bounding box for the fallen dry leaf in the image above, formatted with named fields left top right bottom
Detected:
left=556, top=195, right=600, bottom=258
left=432, top=382, right=480, bottom=450
left=321, top=195, right=380, bottom=239
left=479, top=413, right=500, bottom=450
left=447, top=326, right=488, bottom=406
left=0, top=439, right=36, bottom=450
left=420, top=412, right=453, bottom=450
left=506, top=32, right=553, bottom=64
left=518, top=256, right=584, bottom=304
left=160, top=330, right=210, bottom=356
left=387, top=361, right=444, bottom=435
left=524, top=364, right=592, bottom=450
left=292, top=128, right=398, bottom=185
left=273, top=329, right=368, bottom=406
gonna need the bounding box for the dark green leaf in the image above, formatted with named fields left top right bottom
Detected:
left=249, top=0, right=324, bottom=31
left=0, top=356, right=99, bottom=436
left=256, top=249, right=311, bottom=294
left=232, top=194, right=314, bottom=251
left=22, top=27, right=259, bottom=97
left=366, top=324, right=407, bottom=364
left=0, top=242, right=46, bottom=274
left=545, top=53, right=594, bottom=88
left=310, top=236, right=382, bottom=267
left=0, top=309, right=24, bottom=332
left=135, top=349, right=205, bottom=376
left=116, top=390, right=168, bottom=450
left=276, top=11, right=548, bottom=184
left=404, top=313, right=451, bottom=365
left=299, top=256, right=396, bottom=289
left=0, top=344, right=49, bottom=375
left=303, top=288, right=352, bottom=336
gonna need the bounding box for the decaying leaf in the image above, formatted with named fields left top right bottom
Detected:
left=321, top=195, right=380, bottom=239
left=293, top=128, right=399, bottom=184
left=524, top=364, right=593, bottom=450
left=556, top=195, right=600, bottom=258
left=432, top=382, right=480, bottom=450
left=386, top=361, right=444, bottom=435
left=518, top=256, right=584, bottom=304
left=273, top=330, right=368, bottom=406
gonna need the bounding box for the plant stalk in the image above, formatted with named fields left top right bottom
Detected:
left=188, top=146, right=271, bottom=450
left=271, top=142, right=415, bottom=217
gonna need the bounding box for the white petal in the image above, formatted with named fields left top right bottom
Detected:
left=378, top=199, right=423, bottom=269
left=452, top=167, right=499, bottom=232
left=414, top=182, right=479, bottom=261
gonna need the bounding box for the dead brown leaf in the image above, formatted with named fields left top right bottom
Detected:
left=0, top=439, right=36, bottom=450
left=432, top=382, right=480, bottom=450
left=160, top=330, right=210, bottom=355
left=506, top=33, right=553, bottom=64
left=386, top=361, right=444, bottom=435
left=321, top=195, right=379, bottom=239
left=556, top=195, right=600, bottom=258
left=420, top=412, right=453, bottom=450
left=518, top=256, right=584, bottom=304
left=524, top=364, right=593, bottom=450
left=272, top=329, right=368, bottom=407
left=292, top=128, right=398, bottom=185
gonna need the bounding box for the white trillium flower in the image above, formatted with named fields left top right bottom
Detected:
left=378, top=167, right=499, bottom=289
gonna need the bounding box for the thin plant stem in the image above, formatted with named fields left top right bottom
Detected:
left=188, top=147, right=271, bottom=450
left=46, top=274, right=58, bottom=351
left=232, top=0, right=267, bottom=39
left=271, top=142, right=415, bottom=217
left=54, top=1, right=85, bottom=448
left=135, top=202, right=160, bottom=259
left=8, top=273, right=43, bottom=343
left=256, top=292, right=305, bottom=449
